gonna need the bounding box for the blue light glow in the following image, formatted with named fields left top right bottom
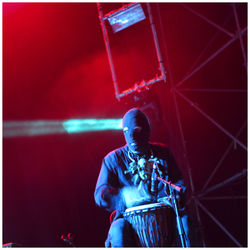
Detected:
left=3, top=119, right=123, bottom=138
left=3, top=121, right=65, bottom=137
left=62, top=119, right=123, bottom=133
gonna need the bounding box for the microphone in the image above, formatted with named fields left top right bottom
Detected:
left=151, top=162, right=158, bottom=195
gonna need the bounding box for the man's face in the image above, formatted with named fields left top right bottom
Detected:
left=123, top=108, right=150, bottom=154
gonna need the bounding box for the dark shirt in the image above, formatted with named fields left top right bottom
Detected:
left=94, top=143, right=186, bottom=214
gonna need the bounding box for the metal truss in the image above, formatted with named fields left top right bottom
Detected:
left=99, top=3, right=247, bottom=247
left=170, top=3, right=247, bottom=247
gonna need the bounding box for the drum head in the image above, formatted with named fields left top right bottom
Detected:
left=125, top=202, right=170, bottom=213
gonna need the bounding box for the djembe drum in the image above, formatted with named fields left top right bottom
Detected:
left=123, top=202, right=176, bottom=247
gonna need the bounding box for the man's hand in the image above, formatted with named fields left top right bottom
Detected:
left=121, top=181, right=155, bottom=208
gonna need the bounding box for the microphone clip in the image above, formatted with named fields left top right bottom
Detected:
left=151, top=161, right=159, bottom=195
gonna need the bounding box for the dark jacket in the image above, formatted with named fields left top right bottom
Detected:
left=94, top=143, right=186, bottom=215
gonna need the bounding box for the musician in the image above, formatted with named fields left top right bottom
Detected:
left=94, top=108, right=191, bottom=247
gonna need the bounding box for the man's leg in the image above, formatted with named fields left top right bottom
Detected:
left=105, top=218, right=137, bottom=247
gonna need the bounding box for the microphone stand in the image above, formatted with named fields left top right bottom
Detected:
left=168, top=181, right=187, bottom=248
left=153, top=163, right=187, bottom=248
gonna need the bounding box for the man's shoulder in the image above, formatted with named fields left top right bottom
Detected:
left=150, top=142, right=172, bottom=156
left=104, top=145, right=128, bottom=160
left=150, top=142, right=170, bottom=150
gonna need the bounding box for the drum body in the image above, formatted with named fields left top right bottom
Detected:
left=123, top=202, right=176, bottom=247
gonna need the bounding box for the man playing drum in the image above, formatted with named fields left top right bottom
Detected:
left=94, top=108, right=191, bottom=247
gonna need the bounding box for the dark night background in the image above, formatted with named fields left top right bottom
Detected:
left=3, top=2, right=247, bottom=247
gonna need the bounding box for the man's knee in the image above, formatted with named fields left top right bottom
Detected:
left=110, top=218, right=128, bottom=235
left=105, top=218, right=136, bottom=247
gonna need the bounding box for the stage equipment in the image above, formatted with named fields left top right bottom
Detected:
left=105, top=3, right=146, bottom=33
left=158, top=3, right=247, bottom=246
left=97, top=3, right=166, bottom=100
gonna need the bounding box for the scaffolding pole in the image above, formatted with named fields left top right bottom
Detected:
left=182, top=12, right=233, bottom=78
left=232, top=4, right=247, bottom=70
left=179, top=88, right=247, bottom=93
left=195, top=198, right=243, bottom=247
left=182, top=4, right=234, bottom=38
left=198, top=168, right=247, bottom=198
left=176, top=27, right=247, bottom=87
left=175, top=89, right=247, bottom=151
left=97, top=3, right=120, bottom=100
left=200, top=196, right=247, bottom=200
left=156, top=3, right=206, bottom=246
left=146, top=3, right=167, bottom=83
left=202, top=121, right=247, bottom=191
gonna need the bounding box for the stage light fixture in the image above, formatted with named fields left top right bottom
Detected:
left=105, top=3, right=146, bottom=33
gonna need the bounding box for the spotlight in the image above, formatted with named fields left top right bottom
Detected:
left=105, top=3, right=146, bottom=33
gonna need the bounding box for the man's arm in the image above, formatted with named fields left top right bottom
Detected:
left=94, top=155, right=120, bottom=212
